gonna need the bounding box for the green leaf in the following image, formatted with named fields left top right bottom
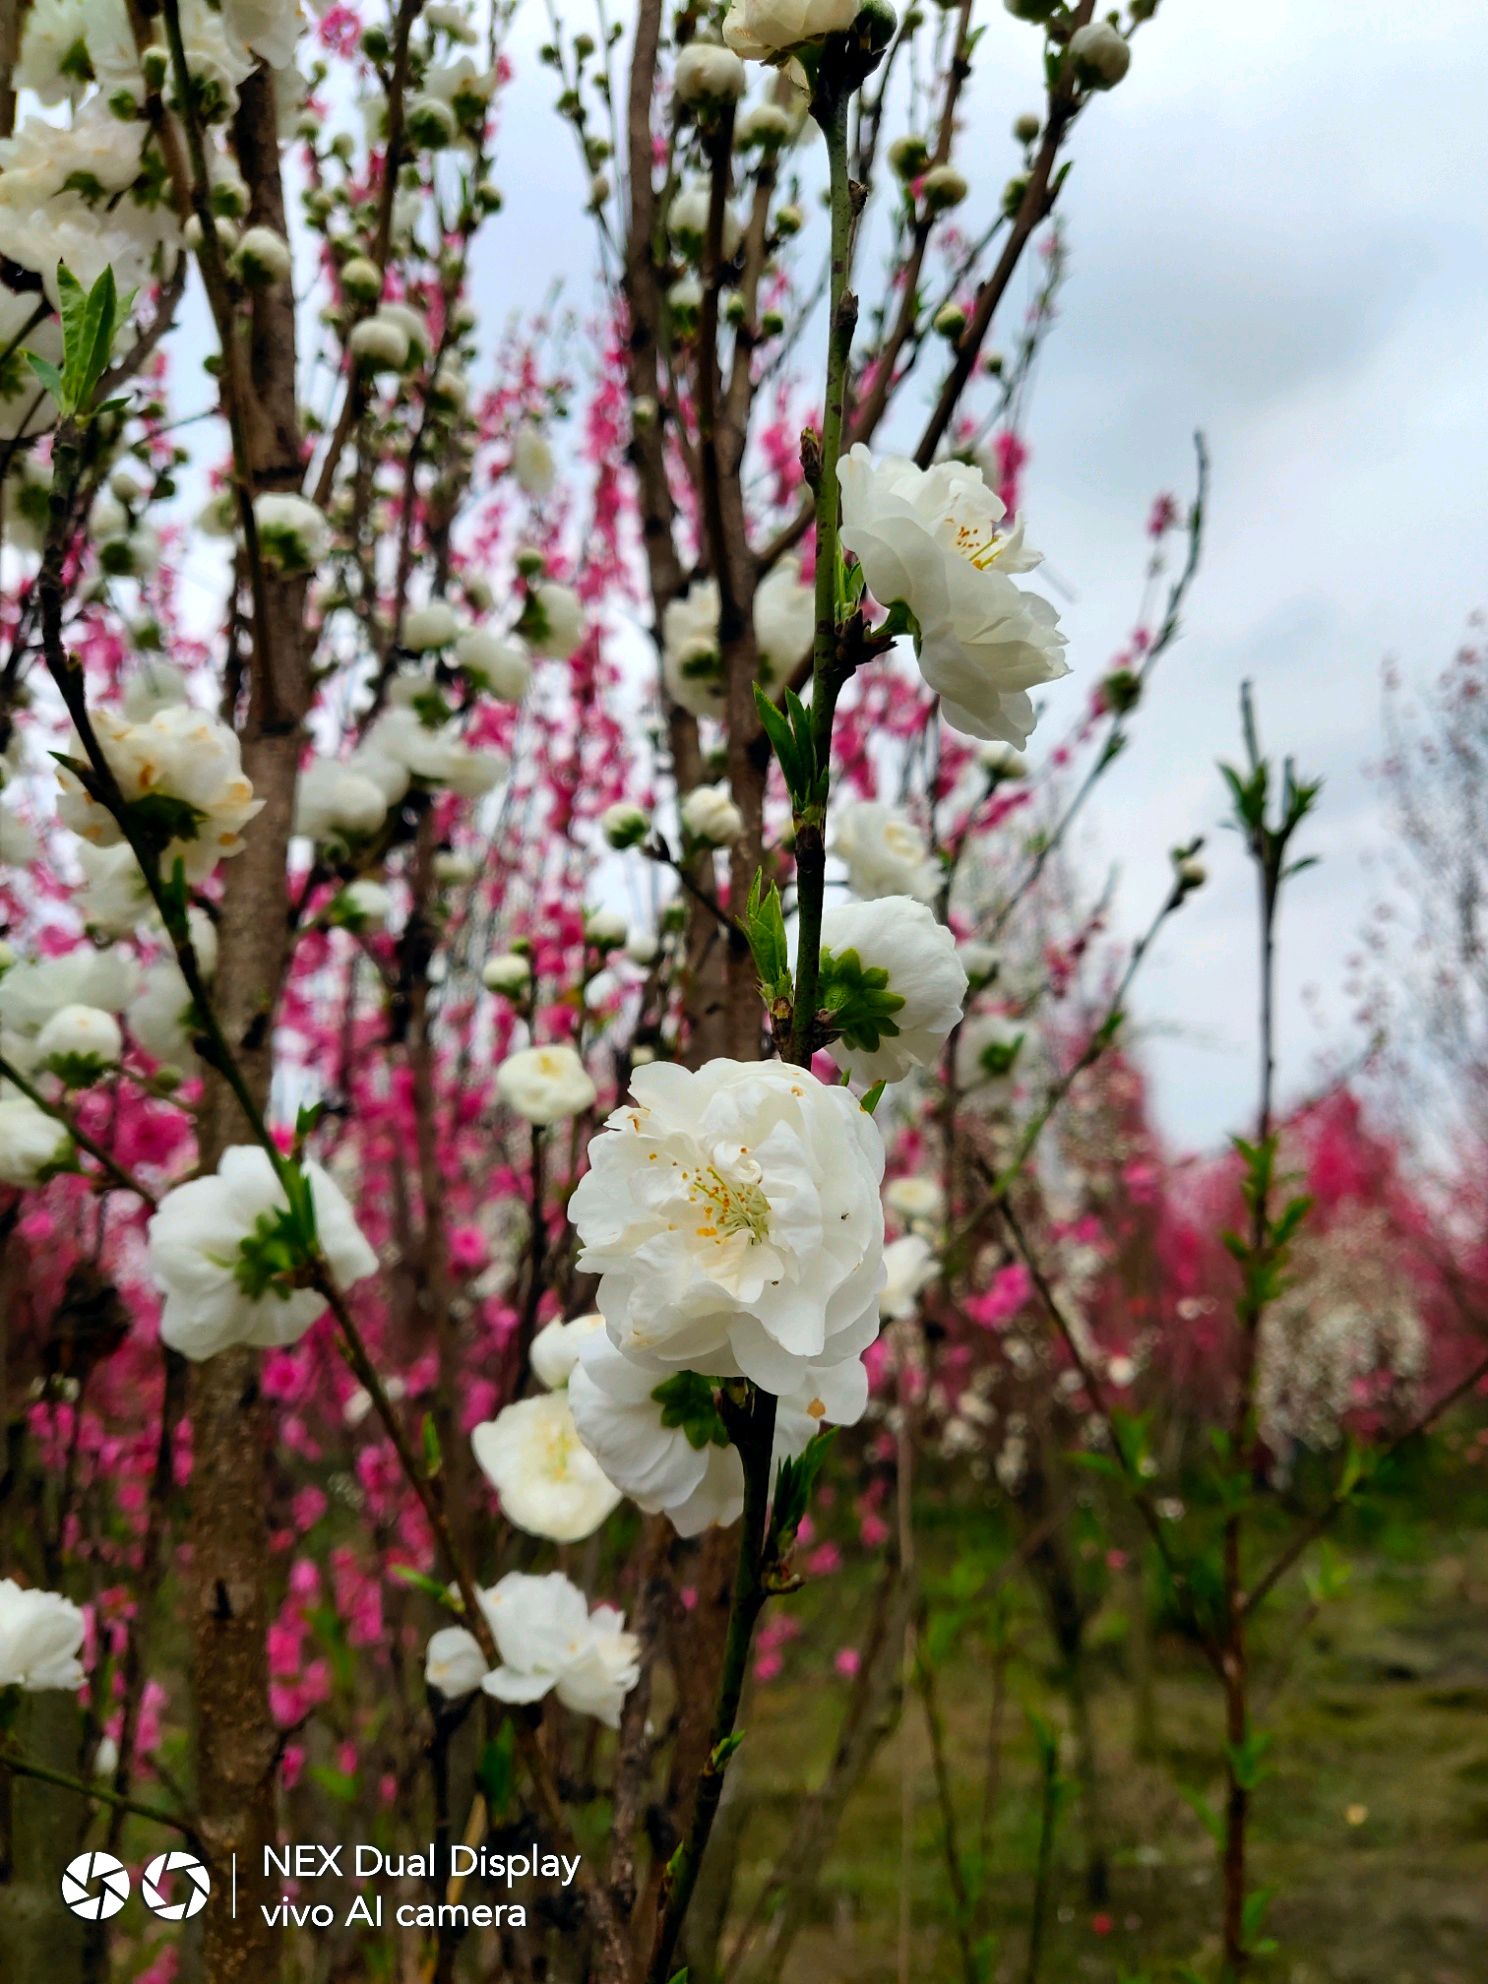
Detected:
left=859, top=1079, right=886, bottom=1116
left=25, top=353, right=64, bottom=399
left=390, top=1564, right=456, bottom=1606
left=768, top=1426, right=837, bottom=1556
left=421, top=1412, right=443, bottom=1478
left=740, top=870, right=791, bottom=1001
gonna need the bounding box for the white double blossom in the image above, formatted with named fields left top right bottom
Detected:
left=146, top=1146, right=377, bottom=1360
left=818, top=895, right=968, bottom=1085
left=530, top=1311, right=607, bottom=1390
left=723, top=0, right=859, bottom=62
left=294, top=757, right=389, bottom=844
left=56, top=704, right=264, bottom=883
left=424, top=1623, right=488, bottom=1700
left=496, top=1043, right=597, bottom=1125
left=680, top=782, right=744, bottom=847
left=837, top=446, right=1068, bottom=746
left=662, top=558, right=813, bottom=719
left=352, top=707, right=505, bottom=805
left=36, top=1003, right=123, bottom=1078
left=879, top=1232, right=937, bottom=1321
left=0, top=1096, right=72, bottom=1188
left=569, top=1058, right=885, bottom=1396
left=0, top=1580, right=86, bottom=1691
left=832, top=800, right=940, bottom=903
left=472, top=1391, right=622, bottom=1542
left=480, top=1571, right=640, bottom=1729
left=568, top=1330, right=868, bottom=1536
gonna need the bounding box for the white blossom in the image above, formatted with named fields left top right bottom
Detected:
left=0, top=1581, right=86, bottom=1691
left=512, top=426, right=556, bottom=499
left=233, top=224, right=292, bottom=286
left=497, top=1043, right=597, bottom=1124
left=530, top=1311, right=607, bottom=1390
left=402, top=601, right=460, bottom=652
left=294, top=757, right=389, bottom=843
left=569, top=1058, right=886, bottom=1395
left=480, top=1571, right=639, bottom=1728
left=56, top=704, right=264, bottom=883
left=837, top=446, right=1068, bottom=745
left=36, top=1003, right=123, bottom=1077
left=884, top=1174, right=944, bottom=1230
left=482, top=952, right=532, bottom=997
left=754, top=553, right=815, bottom=684
left=471, top=1391, right=623, bottom=1542
left=253, top=492, right=329, bottom=573
left=349, top=312, right=412, bottom=373
left=601, top=802, right=649, bottom=850
left=722, top=0, right=859, bottom=62
left=662, top=577, right=724, bottom=717
left=1069, top=20, right=1130, bottom=88
left=675, top=40, right=747, bottom=105
left=818, top=896, right=967, bottom=1085
left=526, top=581, right=586, bottom=660
left=455, top=628, right=531, bottom=702
left=879, top=1232, right=936, bottom=1321
left=354, top=708, right=505, bottom=802
left=832, top=800, right=940, bottom=902
left=424, top=1624, right=486, bottom=1700
left=147, top=1146, right=378, bottom=1360
left=568, top=1330, right=867, bottom=1535
left=0, top=1097, right=72, bottom=1188
left=680, top=782, right=744, bottom=847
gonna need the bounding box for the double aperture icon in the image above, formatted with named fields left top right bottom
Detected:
left=60, top=1852, right=131, bottom=1921
left=60, top=1849, right=210, bottom=1922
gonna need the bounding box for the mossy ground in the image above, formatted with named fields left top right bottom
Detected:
left=731, top=1430, right=1488, bottom=1983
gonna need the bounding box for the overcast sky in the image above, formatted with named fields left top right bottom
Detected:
left=471, top=2, right=1486, bottom=1149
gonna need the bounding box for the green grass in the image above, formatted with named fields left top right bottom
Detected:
left=730, top=1431, right=1488, bottom=1983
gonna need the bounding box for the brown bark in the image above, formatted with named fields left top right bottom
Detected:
left=186, top=68, right=312, bottom=1984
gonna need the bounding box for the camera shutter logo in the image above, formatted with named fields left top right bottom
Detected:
left=60, top=1851, right=131, bottom=1921
left=141, top=1849, right=211, bottom=1920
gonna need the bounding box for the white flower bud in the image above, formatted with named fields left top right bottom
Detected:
left=36, top=1003, right=123, bottom=1079
left=675, top=41, right=747, bottom=106
left=233, top=226, right=293, bottom=287
left=340, top=255, right=384, bottom=303
left=483, top=952, right=532, bottom=996
left=1069, top=21, right=1131, bottom=88
left=680, top=781, right=743, bottom=846
left=921, top=163, right=968, bottom=212
left=455, top=628, right=531, bottom=702
left=979, top=740, right=1028, bottom=780
left=349, top=313, right=411, bottom=373
left=401, top=601, right=459, bottom=652
left=601, top=802, right=649, bottom=850
left=585, top=908, right=628, bottom=950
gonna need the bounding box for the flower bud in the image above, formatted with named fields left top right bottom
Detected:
left=920, top=163, right=968, bottom=212
left=1069, top=21, right=1131, bottom=89
left=888, top=133, right=930, bottom=181
left=675, top=40, right=747, bottom=106
left=340, top=255, right=383, bottom=304
left=1013, top=111, right=1041, bottom=144
left=585, top=908, right=628, bottom=950
left=233, top=226, right=292, bottom=288
left=483, top=953, right=532, bottom=996
left=933, top=303, right=966, bottom=340
left=602, top=802, right=650, bottom=850
left=679, top=782, right=743, bottom=847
